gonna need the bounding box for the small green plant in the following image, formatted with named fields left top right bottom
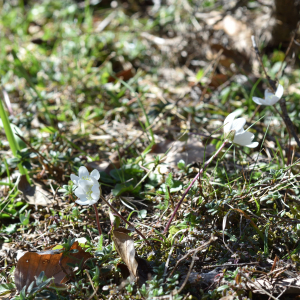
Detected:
left=12, top=271, right=65, bottom=300
left=136, top=274, right=182, bottom=300
left=177, top=159, right=189, bottom=173
left=19, top=210, right=31, bottom=226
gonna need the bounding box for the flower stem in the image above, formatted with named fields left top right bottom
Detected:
left=163, top=141, right=227, bottom=235
left=100, top=195, right=152, bottom=248
left=93, top=203, right=102, bottom=237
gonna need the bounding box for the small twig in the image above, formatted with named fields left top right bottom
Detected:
left=203, top=262, right=259, bottom=269
left=100, top=195, right=152, bottom=248
left=270, top=256, right=279, bottom=274
left=242, top=273, right=278, bottom=300
left=276, top=286, right=288, bottom=299
left=222, top=210, right=235, bottom=254
left=133, top=167, right=153, bottom=190
left=163, top=245, right=175, bottom=280
left=85, top=269, right=99, bottom=300
left=267, top=265, right=290, bottom=277
left=182, top=293, right=191, bottom=300
left=95, top=11, right=117, bottom=33
left=53, top=186, right=60, bottom=208
left=15, top=133, right=54, bottom=167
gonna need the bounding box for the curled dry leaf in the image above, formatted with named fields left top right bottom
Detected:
left=18, top=175, right=54, bottom=207
left=14, top=241, right=92, bottom=292
left=113, top=228, right=152, bottom=286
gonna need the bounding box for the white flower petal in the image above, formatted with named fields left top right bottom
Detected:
left=75, top=237, right=87, bottom=244
left=252, top=97, right=265, bottom=105
left=91, top=192, right=100, bottom=200
left=91, top=185, right=100, bottom=198
left=78, top=166, right=89, bottom=178
left=232, top=118, right=246, bottom=132
left=234, top=131, right=255, bottom=146
left=74, top=187, right=85, bottom=198
left=91, top=169, right=100, bottom=181
left=76, top=194, right=88, bottom=202
left=235, top=127, right=245, bottom=135
left=245, top=141, right=259, bottom=148
left=77, top=198, right=98, bottom=206
left=78, top=179, right=93, bottom=189
left=254, top=86, right=282, bottom=106
left=223, top=112, right=236, bottom=133
left=264, top=89, right=273, bottom=100
left=76, top=198, right=89, bottom=205
left=90, top=177, right=100, bottom=186
left=275, top=84, right=283, bottom=99
left=91, top=194, right=99, bottom=201
left=224, top=113, right=258, bottom=148
left=70, top=174, right=79, bottom=185
left=267, top=95, right=280, bottom=105
left=88, top=199, right=98, bottom=205
left=72, top=166, right=103, bottom=206
left=74, top=186, right=84, bottom=194
left=92, top=184, right=100, bottom=193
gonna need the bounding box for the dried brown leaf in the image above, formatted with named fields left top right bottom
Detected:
left=14, top=241, right=92, bottom=292
left=18, top=175, right=54, bottom=207
left=113, top=228, right=138, bottom=280
left=113, top=228, right=152, bottom=285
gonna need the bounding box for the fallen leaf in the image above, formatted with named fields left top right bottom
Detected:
left=113, top=228, right=152, bottom=285
left=213, top=15, right=252, bottom=56
left=146, top=138, right=215, bottom=173
left=86, top=160, right=111, bottom=173
left=86, top=158, right=121, bottom=175
left=18, top=175, right=54, bottom=207
left=208, top=74, right=230, bottom=88
left=108, top=69, right=134, bottom=83
left=14, top=241, right=92, bottom=292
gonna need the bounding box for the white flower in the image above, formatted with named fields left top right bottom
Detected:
left=252, top=84, right=283, bottom=106
left=74, top=181, right=101, bottom=206
left=71, top=166, right=100, bottom=186
left=71, top=166, right=101, bottom=206
left=224, top=112, right=259, bottom=148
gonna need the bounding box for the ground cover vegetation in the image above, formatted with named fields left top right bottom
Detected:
left=0, top=0, right=300, bottom=299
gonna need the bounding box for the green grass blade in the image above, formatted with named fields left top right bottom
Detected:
left=0, top=98, right=26, bottom=175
